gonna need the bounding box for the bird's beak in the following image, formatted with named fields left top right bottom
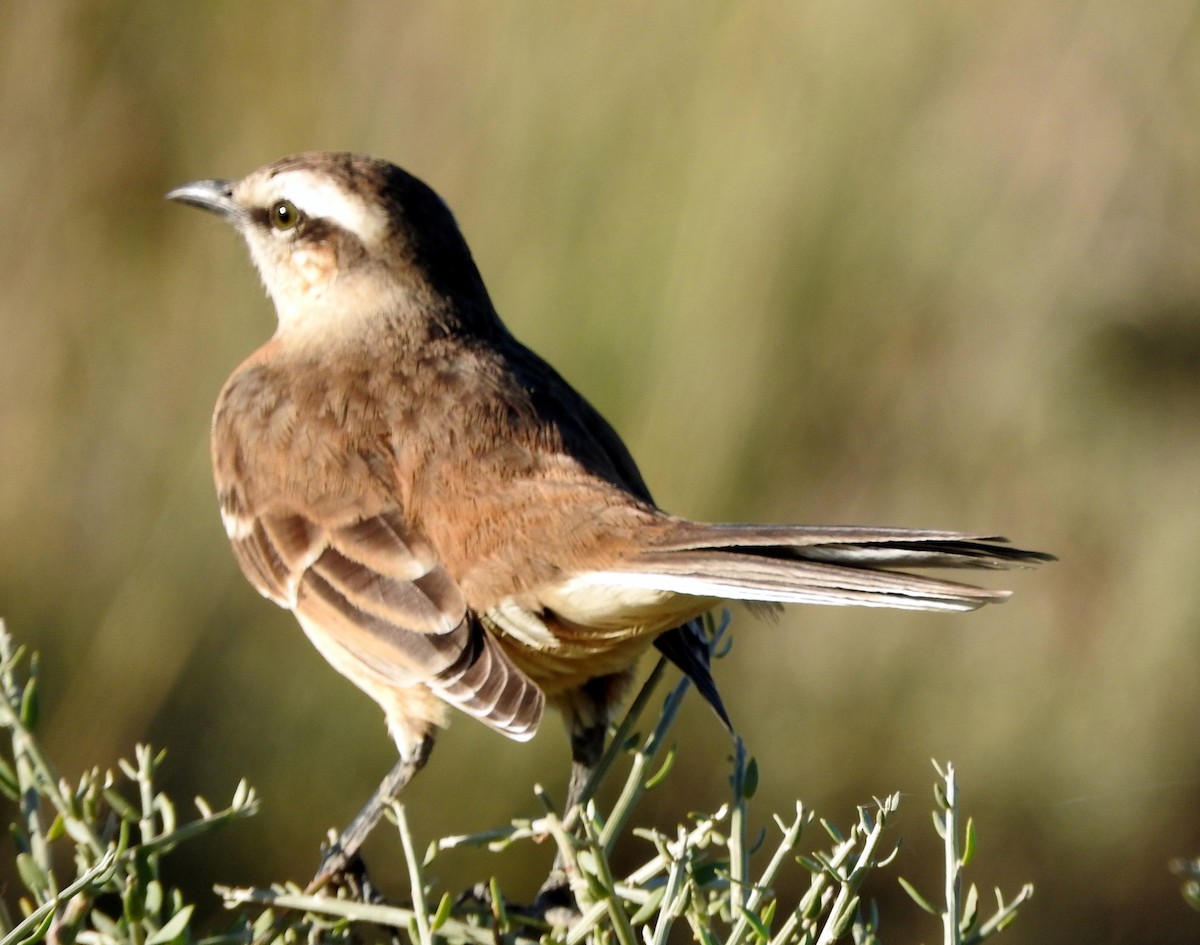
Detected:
left=165, top=178, right=242, bottom=221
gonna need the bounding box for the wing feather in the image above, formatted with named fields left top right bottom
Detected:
left=226, top=503, right=544, bottom=740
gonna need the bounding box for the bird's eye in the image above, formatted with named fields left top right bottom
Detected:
left=269, top=199, right=303, bottom=232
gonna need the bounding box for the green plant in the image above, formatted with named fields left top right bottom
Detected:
left=0, top=620, right=257, bottom=945
left=0, top=617, right=1033, bottom=945
left=221, top=618, right=1034, bottom=945
left=897, top=763, right=1033, bottom=945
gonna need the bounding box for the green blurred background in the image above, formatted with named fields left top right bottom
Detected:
left=2, top=2, right=1199, bottom=941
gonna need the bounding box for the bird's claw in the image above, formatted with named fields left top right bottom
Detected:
left=306, top=846, right=383, bottom=903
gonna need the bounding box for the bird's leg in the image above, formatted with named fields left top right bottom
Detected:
left=307, top=735, right=435, bottom=894
left=563, top=723, right=607, bottom=820
left=531, top=672, right=634, bottom=910
left=452, top=723, right=606, bottom=922
left=534, top=719, right=607, bottom=910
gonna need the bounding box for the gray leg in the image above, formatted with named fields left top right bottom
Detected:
left=307, top=735, right=434, bottom=893
left=535, top=713, right=609, bottom=909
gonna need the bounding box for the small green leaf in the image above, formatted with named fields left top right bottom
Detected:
left=92, top=911, right=120, bottom=937
left=231, top=779, right=250, bottom=809
left=801, top=887, right=824, bottom=920
left=488, top=876, right=509, bottom=928
left=748, top=825, right=767, bottom=855
left=831, top=894, right=859, bottom=937
left=645, top=747, right=676, bottom=790
left=20, top=677, right=39, bottom=730
left=103, top=787, right=140, bottom=822
left=251, top=908, right=277, bottom=937
left=0, top=757, right=20, bottom=799
left=64, top=816, right=97, bottom=846
left=124, top=871, right=146, bottom=924
left=145, top=880, right=164, bottom=918
left=16, top=853, right=50, bottom=897
left=577, top=849, right=598, bottom=876
left=430, top=892, right=453, bottom=931
left=876, top=840, right=902, bottom=868
left=959, top=883, right=979, bottom=936
left=898, top=876, right=940, bottom=916
left=9, top=824, right=29, bottom=856
left=809, top=851, right=837, bottom=876
left=147, top=905, right=193, bottom=945
left=996, top=910, right=1020, bottom=932
left=742, top=757, right=759, bottom=799
left=961, top=816, right=977, bottom=867
left=159, top=793, right=177, bottom=834
left=629, top=883, right=667, bottom=924
left=19, top=906, right=55, bottom=944
left=697, top=924, right=720, bottom=945
left=737, top=906, right=770, bottom=941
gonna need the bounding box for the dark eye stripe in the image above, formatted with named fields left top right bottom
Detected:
left=250, top=206, right=277, bottom=229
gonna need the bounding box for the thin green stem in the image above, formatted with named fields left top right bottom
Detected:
left=393, top=803, right=432, bottom=945
left=940, top=762, right=960, bottom=945
left=729, top=736, right=749, bottom=916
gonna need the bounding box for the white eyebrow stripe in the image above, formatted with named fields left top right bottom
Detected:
left=243, top=170, right=389, bottom=246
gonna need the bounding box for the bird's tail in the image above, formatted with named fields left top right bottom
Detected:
left=562, top=524, right=1054, bottom=615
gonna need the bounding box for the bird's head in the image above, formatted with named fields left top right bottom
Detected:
left=167, top=152, right=495, bottom=343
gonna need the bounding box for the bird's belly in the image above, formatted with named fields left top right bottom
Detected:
left=498, top=626, right=657, bottom=698
left=479, top=584, right=721, bottom=698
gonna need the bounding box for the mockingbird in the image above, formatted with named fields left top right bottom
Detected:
left=167, top=152, right=1051, bottom=892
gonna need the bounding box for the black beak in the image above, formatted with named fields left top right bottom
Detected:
left=165, top=178, right=242, bottom=221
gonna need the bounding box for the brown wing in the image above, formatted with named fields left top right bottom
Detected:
left=222, top=497, right=544, bottom=741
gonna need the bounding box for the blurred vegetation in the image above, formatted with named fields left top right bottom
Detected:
left=1, top=2, right=1199, bottom=943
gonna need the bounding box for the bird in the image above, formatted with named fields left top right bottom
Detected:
left=166, top=151, right=1051, bottom=893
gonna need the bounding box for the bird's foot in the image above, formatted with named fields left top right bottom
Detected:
left=306, top=843, right=383, bottom=903
left=531, top=872, right=580, bottom=928
left=455, top=873, right=580, bottom=930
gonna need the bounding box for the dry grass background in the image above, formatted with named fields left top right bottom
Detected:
left=1, top=2, right=1199, bottom=942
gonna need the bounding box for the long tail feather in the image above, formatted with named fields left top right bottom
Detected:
left=651, top=523, right=1054, bottom=569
